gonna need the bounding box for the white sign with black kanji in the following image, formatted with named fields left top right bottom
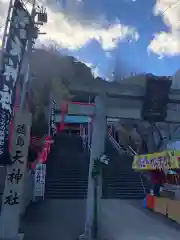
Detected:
left=33, top=163, right=46, bottom=200
left=0, top=110, right=32, bottom=239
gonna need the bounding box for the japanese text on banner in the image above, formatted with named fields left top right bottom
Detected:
left=132, top=151, right=180, bottom=170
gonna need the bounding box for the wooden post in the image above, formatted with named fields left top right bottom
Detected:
left=0, top=110, right=32, bottom=240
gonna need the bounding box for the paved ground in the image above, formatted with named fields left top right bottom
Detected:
left=0, top=166, right=5, bottom=213
left=100, top=200, right=180, bottom=240
left=1, top=199, right=180, bottom=239
left=20, top=199, right=86, bottom=240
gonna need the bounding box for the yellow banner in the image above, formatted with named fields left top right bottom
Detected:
left=132, top=150, right=180, bottom=170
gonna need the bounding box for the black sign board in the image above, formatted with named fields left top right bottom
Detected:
left=0, top=0, right=31, bottom=165
left=50, top=100, right=56, bottom=137
left=141, top=75, right=172, bottom=122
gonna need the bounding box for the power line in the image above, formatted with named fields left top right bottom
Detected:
left=163, top=0, right=180, bottom=14
left=158, top=0, right=180, bottom=27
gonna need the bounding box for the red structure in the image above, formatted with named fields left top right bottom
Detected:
left=58, top=101, right=95, bottom=132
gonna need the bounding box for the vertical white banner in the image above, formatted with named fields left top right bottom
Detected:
left=33, top=163, right=46, bottom=201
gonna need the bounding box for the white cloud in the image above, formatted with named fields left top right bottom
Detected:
left=0, top=0, right=139, bottom=51
left=148, top=0, right=180, bottom=56
left=75, top=56, right=102, bottom=78
left=79, top=59, right=112, bottom=80
left=76, top=56, right=102, bottom=77
left=0, top=0, right=9, bottom=38
left=124, top=0, right=137, bottom=2
left=82, top=61, right=102, bottom=78
left=148, top=30, right=180, bottom=57
left=39, top=6, right=139, bottom=50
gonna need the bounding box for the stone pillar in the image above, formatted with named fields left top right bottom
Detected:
left=0, top=110, right=32, bottom=240
left=82, top=94, right=107, bottom=240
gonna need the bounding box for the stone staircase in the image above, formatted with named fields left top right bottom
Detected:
left=45, top=133, right=150, bottom=200
left=0, top=166, right=6, bottom=212
left=45, top=133, right=89, bottom=199
left=102, top=139, right=149, bottom=199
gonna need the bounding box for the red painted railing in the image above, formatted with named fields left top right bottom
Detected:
left=31, top=135, right=53, bottom=168
left=71, top=101, right=95, bottom=106
left=9, top=85, right=53, bottom=169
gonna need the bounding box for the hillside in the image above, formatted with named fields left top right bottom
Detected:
left=0, top=48, right=161, bottom=151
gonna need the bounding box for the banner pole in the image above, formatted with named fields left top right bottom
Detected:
left=20, top=0, right=36, bottom=111
left=0, top=0, right=14, bottom=72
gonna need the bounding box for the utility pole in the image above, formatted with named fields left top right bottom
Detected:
left=0, top=0, right=14, bottom=72
left=87, top=95, right=91, bottom=150
left=0, top=1, right=47, bottom=239
left=20, top=0, right=47, bottom=110
left=48, top=90, right=55, bottom=137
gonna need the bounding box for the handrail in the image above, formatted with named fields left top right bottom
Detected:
left=108, top=133, right=147, bottom=194
left=140, top=172, right=146, bottom=195
left=108, top=133, right=136, bottom=156
left=108, top=133, right=128, bottom=155
left=128, top=145, right=137, bottom=156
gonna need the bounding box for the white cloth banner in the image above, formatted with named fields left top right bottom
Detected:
left=33, top=163, right=46, bottom=200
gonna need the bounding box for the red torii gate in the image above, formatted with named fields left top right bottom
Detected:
left=58, top=101, right=95, bottom=132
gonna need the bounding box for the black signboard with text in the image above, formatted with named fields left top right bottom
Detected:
left=50, top=100, right=56, bottom=137
left=141, top=75, right=172, bottom=122
left=0, top=0, right=31, bottom=165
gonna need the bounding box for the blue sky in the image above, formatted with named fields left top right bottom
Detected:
left=71, top=0, right=180, bottom=78
left=58, top=0, right=180, bottom=79
left=1, top=0, right=180, bottom=80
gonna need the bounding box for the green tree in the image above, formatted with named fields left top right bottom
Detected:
left=28, top=47, right=95, bottom=135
